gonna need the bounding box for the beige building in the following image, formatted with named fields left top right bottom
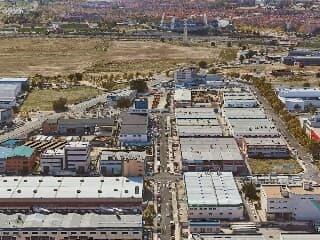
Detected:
left=100, top=150, right=145, bottom=177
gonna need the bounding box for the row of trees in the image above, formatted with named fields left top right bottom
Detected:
left=251, top=77, right=320, bottom=159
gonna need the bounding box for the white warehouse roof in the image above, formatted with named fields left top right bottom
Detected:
left=0, top=176, right=143, bottom=199
left=184, top=172, right=243, bottom=207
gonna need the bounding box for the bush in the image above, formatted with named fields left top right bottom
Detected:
left=52, top=97, right=67, bottom=112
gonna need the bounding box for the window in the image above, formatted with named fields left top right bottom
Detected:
left=111, top=232, right=117, bottom=235
left=122, top=232, right=129, bottom=235
left=133, top=232, right=140, bottom=234
left=89, top=232, right=96, bottom=235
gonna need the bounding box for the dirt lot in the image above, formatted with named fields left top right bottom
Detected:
left=0, top=37, right=219, bottom=77
left=248, top=158, right=303, bottom=175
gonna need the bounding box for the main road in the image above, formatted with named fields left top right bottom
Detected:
left=250, top=84, right=320, bottom=183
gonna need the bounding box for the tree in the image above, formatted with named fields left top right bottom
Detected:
left=143, top=204, right=156, bottom=226
left=198, top=60, right=208, bottom=69
left=239, top=55, right=245, bottom=63
left=303, top=82, right=311, bottom=88
left=316, top=72, right=320, bottom=78
left=210, top=42, right=216, bottom=47
left=208, top=68, right=218, bottom=74
left=52, top=97, right=67, bottom=112
left=116, top=97, right=132, bottom=109
left=242, top=182, right=259, bottom=201
left=130, top=79, right=148, bottom=93
left=227, top=41, right=232, bottom=47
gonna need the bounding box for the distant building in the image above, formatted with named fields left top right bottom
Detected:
left=184, top=172, right=244, bottom=220
left=0, top=213, right=143, bottom=240
left=0, top=77, right=28, bottom=93
left=240, top=137, right=289, bottom=158
left=223, top=92, right=259, bottom=108
left=0, top=108, right=12, bottom=126
left=107, top=89, right=137, bottom=106
left=64, top=142, right=90, bottom=173
left=278, top=88, right=320, bottom=111
left=261, top=183, right=320, bottom=221
left=134, top=98, right=148, bottom=110
left=5, top=146, right=36, bottom=174
left=40, top=149, right=65, bottom=175
left=304, top=111, right=320, bottom=141
left=100, top=150, right=145, bottom=177
left=174, top=68, right=196, bottom=86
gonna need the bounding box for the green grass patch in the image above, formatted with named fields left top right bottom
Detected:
left=21, top=86, right=102, bottom=112
left=248, top=158, right=303, bottom=175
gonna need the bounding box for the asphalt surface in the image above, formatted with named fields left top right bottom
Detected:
left=250, top=84, right=320, bottom=183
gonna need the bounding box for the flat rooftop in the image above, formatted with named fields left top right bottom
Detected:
left=228, top=118, right=279, bottom=137
left=177, top=125, right=223, bottom=137
left=281, top=234, right=320, bottom=240
left=0, top=213, right=142, bottom=230
left=175, top=108, right=218, bottom=120
left=180, top=137, right=243, bottom=162
left=0, top=176, right=143, bottom=199
left=244, top=137, right=287, bottom=146
left=184, top=172, right=243, bottom=207
left=176, top=118, right=220, bottom=126
left=262, top=184, right=320, bottom=198
left=100, top=151, right=146, bottom=161
left=192, top=235, right=265, bottom=240
left=223, top=108, right=266, bottom=119
left=174, top=89, right=191, bottom=101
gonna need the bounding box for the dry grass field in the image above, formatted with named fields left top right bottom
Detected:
left=0, top=37, right=220, bottom=77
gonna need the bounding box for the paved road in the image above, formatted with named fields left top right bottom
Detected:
left=0, top=92, right=110, bottom=143
left=250, top=84, right=320, bottom=183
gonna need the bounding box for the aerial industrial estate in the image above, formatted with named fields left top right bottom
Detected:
left=0, top=0, right=319, bottom=240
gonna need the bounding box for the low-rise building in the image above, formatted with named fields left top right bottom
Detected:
left=180, top=138, right=246, bottom=174
left=174, top=89, right=192, bottom=108
left=100, top=151, right=145, bottom=177
left=222, top=108, right=266, bottom=119
left=119, top=113, right=149, bottom=147
left=0, top=77, right=28, bottom=93
left=261, top=183, right=320, bottom=221
left=278, top=88, right=320, bottom=111
left=40, top=149, right=65, bottom=175
left=223, top=92, right=259, bottom=108
left=0, top=146, right=12, bottom=173
left=184, top=172, right=244, bottom=220
left=64, top=142, right=90, bottom=173
left=227, top=118, right=279, bottom=137
left=5, top=146, right=36, bottom=175
left=192, top=235, right=265, bottom=240
left=107, top=89, right=137, bottom=106
left=0, top=108, right=12, bottom=126
left=280, top=234, right=320, bottom=240
left=0, top=213, right=143, bottom=240
left=0, top=176, right=143, bottom=210
left=240, top=137, right=289, bottom=158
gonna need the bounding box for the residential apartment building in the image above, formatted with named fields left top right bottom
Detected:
left=0, top=213, right=143, bottom=240
left=64, top=142, right=90, bottom=173
left=184, top=172, right=244, bottom=220
left=100, top=151, right=145, bottom=177
left=261, top=183, right=320, bottom=221
left=40, top=149, right=65, bottom=175
left=240, top=137, right=289, bottom=158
